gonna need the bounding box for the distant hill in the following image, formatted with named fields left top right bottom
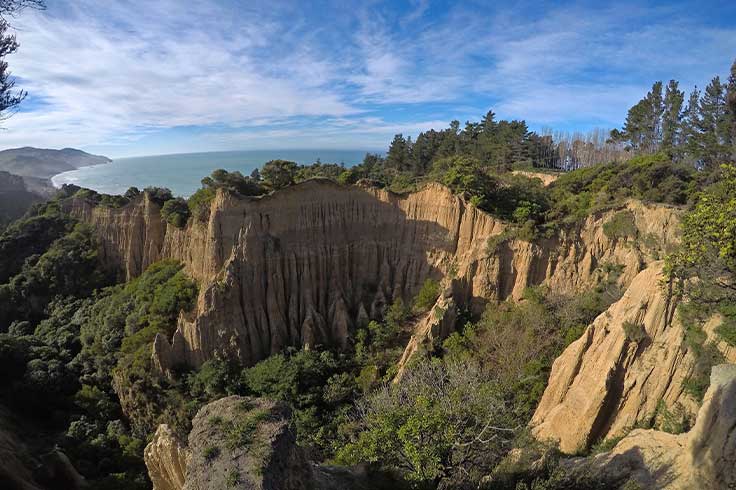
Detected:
left=0, top=147, right=111, bottom=179
left=0, top=171, right=42, bottom=230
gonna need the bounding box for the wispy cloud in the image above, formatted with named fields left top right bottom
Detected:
left=0, top=0, right=734, bottom=156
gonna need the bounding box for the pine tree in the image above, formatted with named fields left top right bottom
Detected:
left=645, top=81, right=664, bottom=152
left=615, top=81, right=664, bottom=153
left=662, top=80, right=684, bottom=156
left=681, top=87, right=702, bottom=165
left=698, top=76, right=729, bottom=167
left=386, top=134, right=412, bottom=171
left=726, top=58, right=736, bottom=159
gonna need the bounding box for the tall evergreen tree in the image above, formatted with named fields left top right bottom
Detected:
left=698, top=76, right=729, bottom=167
left=615, top=81, right=664, bottom=153
left=727, top=58, right=736, bottom=158
left=0, top=1, right=45, bottom=122
left=681, top=87, right=702, bottom=164
left=645, top=81, right=664, bottom=152
left=386, top=134, right=412, bottom=171
left=662, top=80, right=684, bottom=155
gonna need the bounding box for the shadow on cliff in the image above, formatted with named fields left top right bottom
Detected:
left=155, top=180, right=498, bottom=369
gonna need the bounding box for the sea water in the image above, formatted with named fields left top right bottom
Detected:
left=51, top=149, right=371, bottom=197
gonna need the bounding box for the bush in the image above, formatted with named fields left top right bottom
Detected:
left=161, top=198, right=191, bottom=228
left=413, top=278, right=440, bottom=313
left=336, top=360, right=519, bottom=487
left=187, top=187, right=216, bottom=221
left=261, top=160, right=298, bottom=189
left=622, top=321, right=647, bottom=343
left=602, top=210, right=637, bottom=240
left=143, top=187, right=173, bottom=206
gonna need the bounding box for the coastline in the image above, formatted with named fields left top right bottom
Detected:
left=50, top=160, right=114, bottom=189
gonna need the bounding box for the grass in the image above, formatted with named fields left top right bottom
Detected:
left=224, top=408, right=272, bottom=450
left=203, top=445, right=220, bottom=461
left=226, top=469, right=240, bottom=488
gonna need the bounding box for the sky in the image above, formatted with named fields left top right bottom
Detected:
left=1, top=0, right=735, bottom=158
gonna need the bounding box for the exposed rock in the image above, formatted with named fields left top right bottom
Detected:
left=531, top=262, right=697, bottom=453
left=145, top=396, right=404, bottom=490
left=184, top=396, right=311, bottom=490
left=511, top=170, right=559, bottom=186
left=394, top=288, right=457, bottom=382
left=144, top=425, right=190, bottom=490
left=65, top=181, right=680, bottom=370
left=569, top=364, right=736, bottom=489
left=703, top=314, right=736, bottom=364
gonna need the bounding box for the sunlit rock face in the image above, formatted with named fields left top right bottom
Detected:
left=66, top=179, right=680, bottom=371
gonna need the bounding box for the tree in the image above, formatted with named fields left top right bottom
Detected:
left=261, top=160, right=298, bottom=190
left=662, top=80, right=684, bottom=156
left=386, top=134, right=412, bottom=171
left=681, top=87, right=702, bottom=164
left=727, top=58, right=736, bottom=158
left=615, top=81, right=665, bottom=153
left=0, top=0, right=45, bottom=121
left=669, top=163, right=736, bottom=301
left=429, top=155, right=498, bottom=208
left=698, top=76, right=730, bottom=167
left=160, top=197, right=190, bottom=228
left=336, top=360, right=518, bottom=488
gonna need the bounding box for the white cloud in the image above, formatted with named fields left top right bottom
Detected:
left=1, top=0, right=358, bottom=149
left=0, top=0, right=734, bottom=154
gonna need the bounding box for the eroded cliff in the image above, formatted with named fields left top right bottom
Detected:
left=531, top=263, right=697, bottom=453
left=65, top=180, right=681, bottom=372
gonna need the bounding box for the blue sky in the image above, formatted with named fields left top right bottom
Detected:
left=3, top=0, right=736, bottom=158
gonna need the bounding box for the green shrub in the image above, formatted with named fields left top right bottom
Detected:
left=187, top=187, right=216, bottom=221
left=602, top=210, right=637, bottom=240
left=622, top=321, right=647, bottom=343
left=143, top=187, right=173, bottom=206
left=161, top=198, right=191, bottom=228
left=261, top=160, right=298, bottom=189
left=715, top=316, right=736, bottom=347
left=203, top=445, right=220, bottom=460
left=414, top=279, right=440, bottom=313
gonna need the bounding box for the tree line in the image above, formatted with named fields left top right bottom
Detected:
left=611, top=59, right=736, bottom=168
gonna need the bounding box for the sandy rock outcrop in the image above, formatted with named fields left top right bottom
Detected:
left=144, top=396, right=401, bottom=490
left=184, top=396, right=311, bottom=490
left=511, top=170, right=559, bottom=186
left=574, top=364, right=736, bottom=489
left=531, top=262, right=697, bottom=453
left=703, top=314, right=736, bottom=364
left=67, top=180, right=680, bottom=371
left=394, top=288, right=457, bottom=382
left=144, top=425, right=190, bottom=490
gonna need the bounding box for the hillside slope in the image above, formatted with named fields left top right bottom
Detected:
left=0, top=147, right=110, bottom=179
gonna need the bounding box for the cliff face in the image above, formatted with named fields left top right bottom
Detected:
left=66, top=180, right=680, bottom=370
left=531, top=263, right=697, bottom=453
left=569, top=364, right=736, bottom=490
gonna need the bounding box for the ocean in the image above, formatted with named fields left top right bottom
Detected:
left=51, top=149, right=371, bottom=197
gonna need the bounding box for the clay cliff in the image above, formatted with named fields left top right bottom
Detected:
left=531, top=263, right=696, bottom=453
left=65, top=179, right=680, bottom=372
left=567, top=364, right=736, bottom=489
